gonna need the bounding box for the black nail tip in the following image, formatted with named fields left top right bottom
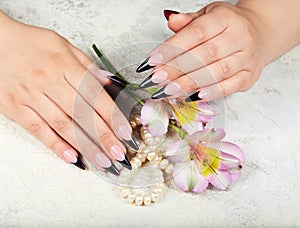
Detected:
left=139, top=74, right=157, bottom=88
left=185, top=91, right=202, bottom=102
left=105, top=163, right=120, bottom=176
left=107, top=75, right=128, bottom=85
left=118, top=155, right=132, bottom=170
left=136, top=57, right=154, bottom=73
left=72, top=158, right=86, bottom=170
left=124, top=136, right=139, bottom=151
left=151, top=87, right=170, bottom=99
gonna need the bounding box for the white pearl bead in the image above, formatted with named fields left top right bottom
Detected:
left=143, top=194, right=151, bottom=206
left=147, top=151, right=157, bottom=161
left=120, top=188, right=130, bottom=198
left=153, top=187, right=163, bottom=194
left=159, top=159, right=169, bottom=169
left=165, top=163, right=174, bottom=174
left=151, top=192, right=160, bottom=203
left=135, top=195, right=144, bottom=206
left=152, top=154, right=163, bottom=164
left=128, top=193, right=136, bottom=203
left=137, top=153, right=146, bottom=162
left=133, top=157, right=142, bottom=167
left=130, top=120, right=137, bottom=128
left=134, top=115, right=142, bottom=125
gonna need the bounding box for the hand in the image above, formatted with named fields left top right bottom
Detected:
left=0, top=11, right=135, bottom=174
left=137, top=2, right=267, bottom=101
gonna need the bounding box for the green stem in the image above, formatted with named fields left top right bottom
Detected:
left=169, top=123, right=187, bottom=139
left=92, top=44, right=126, bottom=81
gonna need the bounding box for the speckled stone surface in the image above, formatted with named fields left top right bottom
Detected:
left=0, top=0, right=299, bottom=227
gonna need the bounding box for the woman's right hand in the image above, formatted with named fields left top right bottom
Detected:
left=0, top=11, right=136, bottom=174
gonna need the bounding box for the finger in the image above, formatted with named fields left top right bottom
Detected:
left=136, top=9, right=228, bottom=72
left=14, top=104, right=86, bottom=169
left=33, top=93, right=124, bottom=173
left=68, top=44, right=111, bottom=85
left=43, top=79, right=132, bottom=168
left=170, top=52, right=248, bottom=93
left=167, top=8, right=207, bottom=33
left=186, top=70, right=255, bottom=102
left=63, top=65, right=138, bottom=150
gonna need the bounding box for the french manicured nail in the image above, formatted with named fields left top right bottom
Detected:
left=136, top=53, right=164, bottom=73
left=63, top=150, right=78, bottom=163
left=118, top=155, right=132, bottom=170
left=110, top=145, right=126, bottom=161
left=139, top=70, right=168, bottom=88
left=185, top=91, right=203, bottom=102
left=105, top=162, right=120, bottom=176
left=151, top=82, right=182, bottom=99
left=72, top=157, right=86, bottom=170
left=95, top=152, right=120, bottom=175
left=107, top=75, right=128, bottom=85
left=117, top=125, right=139, bottom=150
left=198, top=89, right=210, bottom=100
left=163, top=9, right=179, bottom=21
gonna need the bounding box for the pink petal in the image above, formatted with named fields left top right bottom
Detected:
left=191, top=128, right=226, bottom=143
left=207, top=169, right=231, bottom=190
left=229, top=169, right=241, bottom=182
left=173, top=161, right=208, bottom=193
left=218, top=152, right=242, bottom=170
left=165, top=140, right=190, bottom=163
left=208, top=141, right=245, bottom=163
left=140, top=100, right=169, bottom=136
left=181, top=120, right=204, bottom=136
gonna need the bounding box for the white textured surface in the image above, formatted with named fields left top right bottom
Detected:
left=0, top=0, right=300, bottom=227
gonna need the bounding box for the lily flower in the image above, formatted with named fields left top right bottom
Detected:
left=140, top=98, right=214, bottom=137
left=165, top=128, right=245, bottom=193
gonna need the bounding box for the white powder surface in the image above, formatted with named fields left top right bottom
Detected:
left=0, top=0, right=300, bottom=227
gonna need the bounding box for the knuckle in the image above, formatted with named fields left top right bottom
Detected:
left=49, top=52, right=66, bottom=67
left=28, top=123, right=43, bottom=136
left=237, top=74, right=251, bottom=92
left=73, top=103, right=86, bottom=119
left=189, top=22, right=206, bottom=42
left=219, top=61, right=231, bottom=77
left=203, top=42, right=219, bottom=61
left=49, top=139, right=61, bottom=153
left=53, top=117, right=70, bottom=132
left=97, top=132, right=111, bottom=144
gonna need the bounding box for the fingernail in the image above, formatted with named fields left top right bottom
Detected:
left=95, top=152, right=112, bottom=168
left=185, top=91, right=203, bottom=102
left=118, top=155, right=132, bottom=170
left=198, top=89, right=210, bottom=100
left=117, top=125, right=139, bottom=150
left=72, top=157, right=86, bottom=170
left=107, top=75, right=128, bottom=85
left=163, top=9, right=179, bottom=21
left=105, top=162, right=120, bottom=176
left=63, top=150, right=77, bottom=163
left=151, top=82, right=182, bottom=99
left=110, top=145, right=126, bottom=161
left=136, top=53, right=164, bottom=73
left=139, top=70, right=168, bottom=88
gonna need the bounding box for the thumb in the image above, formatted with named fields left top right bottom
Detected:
left=164, top=8, right=207, bottom=33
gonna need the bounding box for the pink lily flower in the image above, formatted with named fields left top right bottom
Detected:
left=140, top=98, right=214, bottom=136
left=165, top=128, right=245, bottom=193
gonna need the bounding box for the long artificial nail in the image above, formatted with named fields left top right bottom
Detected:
left=118, top=155, right=132, bottom=170
left=105, top=162, right=120, bottom=176
left=95, top=152, right=120, bottom=175
left=72, top=157, right=86, bottom=170
left=117, top=125, right=139, bottom=150
left=151, top=82, right=182, bottom=99
left=63, top=150, right=78, bottom=163
left=139, top=70, right=168, bottom=88
left=185, top=91, right=203, bottom=102
left=163, top=9, right=179, bottom=21
left=136, top=53, right=163, bottom=73
left=107, top=75, right=128, bottom=85
left=198, top=89, right=210, bottom=100
left=123, top=135, right=139, bottom=151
